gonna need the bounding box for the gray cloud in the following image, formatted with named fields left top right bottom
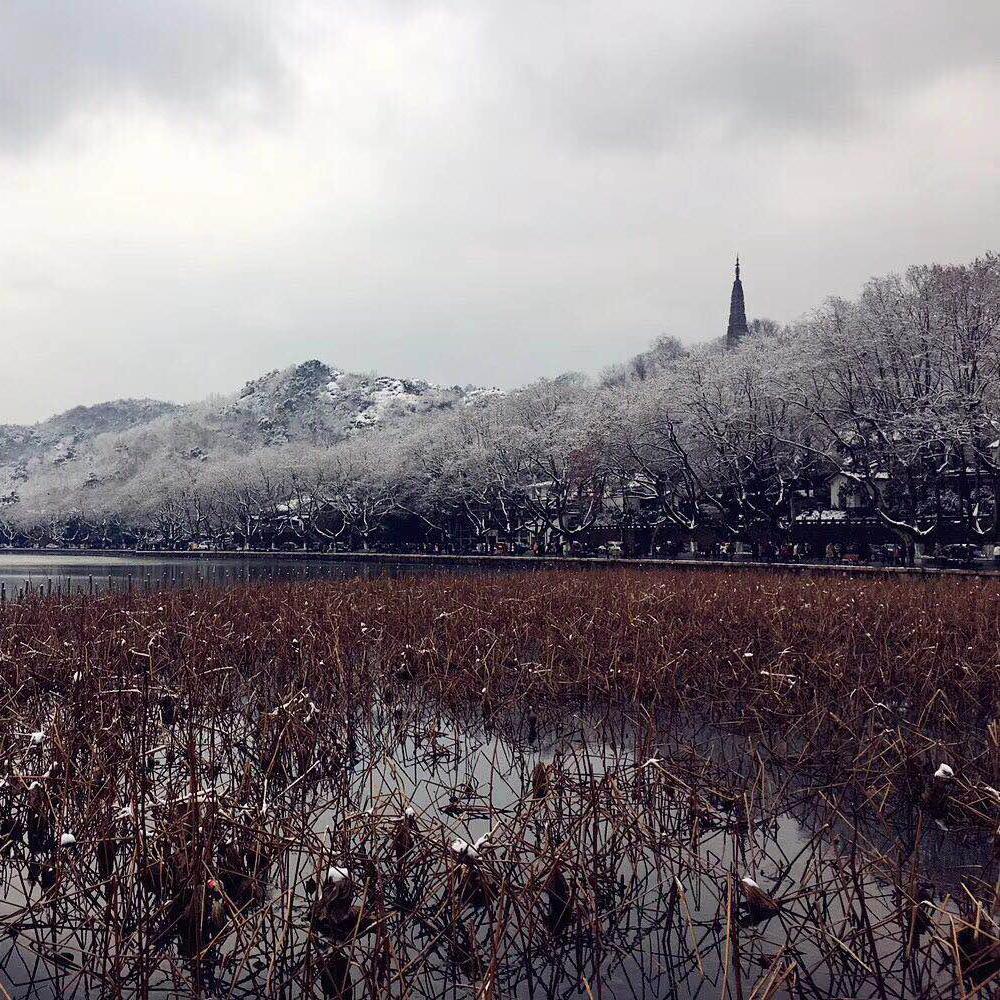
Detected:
left=483, top=1, right=999, bottom=150
left=2, top=2, right=997, bottom=154
left=0, top=0, right=294, bottom=149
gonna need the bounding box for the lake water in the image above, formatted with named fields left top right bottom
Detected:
left=0, top=552, right=480, bottom=599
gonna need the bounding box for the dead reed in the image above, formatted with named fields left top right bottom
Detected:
left=0, top=567, right=995, bottom=997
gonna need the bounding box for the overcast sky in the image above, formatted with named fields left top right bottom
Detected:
left=1, top=1, right=998, bottom=423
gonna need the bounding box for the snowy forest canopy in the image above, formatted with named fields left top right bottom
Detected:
left=3, top=254, right=999, bottom=552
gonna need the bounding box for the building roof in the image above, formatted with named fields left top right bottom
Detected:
left=795, top=509, right=848, bottom=523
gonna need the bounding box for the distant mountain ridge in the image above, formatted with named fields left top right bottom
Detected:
left=0, top=361, right=499, bottom=517
left=0, top=399, right=181, bottom=481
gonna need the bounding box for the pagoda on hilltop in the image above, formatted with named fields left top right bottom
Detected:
left=726, top=256, right=749, bottom=348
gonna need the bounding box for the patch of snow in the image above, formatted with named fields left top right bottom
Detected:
left=463, top=387, right=504, bottom=405
left=450, top=838, right=480, bottom=861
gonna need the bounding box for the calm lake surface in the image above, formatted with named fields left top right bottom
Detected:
left=0, top=552, right=483, bottom=598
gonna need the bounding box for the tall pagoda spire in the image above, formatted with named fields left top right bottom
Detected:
left=726, top=254, right=748, bottom=349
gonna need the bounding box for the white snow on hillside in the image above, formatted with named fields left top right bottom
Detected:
left=0, top=361, right=503, bottom=521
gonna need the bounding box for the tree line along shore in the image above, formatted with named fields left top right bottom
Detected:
left=2, top=255, right=998, bottom=566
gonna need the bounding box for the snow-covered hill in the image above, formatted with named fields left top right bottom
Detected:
left=226, top=360, right=495, bottom=444
left=0, top=399, right=180, bottom=496
left=0, top=361, right=500, bottom=518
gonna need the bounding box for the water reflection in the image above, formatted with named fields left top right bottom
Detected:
left=0, top=697, right=987, bottom=998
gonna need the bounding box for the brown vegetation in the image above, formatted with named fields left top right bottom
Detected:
left=0, top=567, right=996, bottom=997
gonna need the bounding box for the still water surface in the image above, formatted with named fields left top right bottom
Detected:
left=0, top=552, right=479, bottom=597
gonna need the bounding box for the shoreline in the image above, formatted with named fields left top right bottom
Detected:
left=1, top=547, right=998, bottom=579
